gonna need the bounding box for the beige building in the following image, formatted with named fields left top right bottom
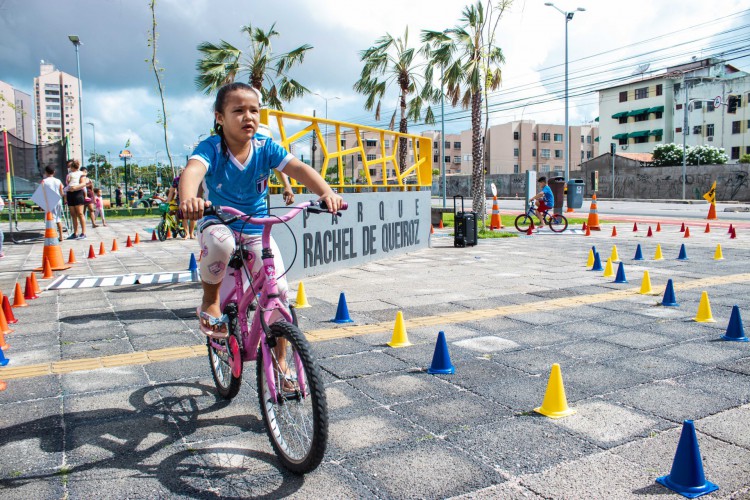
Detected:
left=0, top=80, right=33, bottom=143
left=34, top=61, right=81, bottom=160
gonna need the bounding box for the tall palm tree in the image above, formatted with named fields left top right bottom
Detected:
left=422, top=1, right=509, bottom=218
left=354, top=28, right=438, bottom=174
left=195, top=22, right=312, bottom=110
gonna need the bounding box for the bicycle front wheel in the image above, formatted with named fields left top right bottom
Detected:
left=514, top=214, right=534, bottom=232
left=156, top=220, right=167, bottom=242
left=257, top=321, right=328, bottom=473
left=548, top=214, right=569, bottom=233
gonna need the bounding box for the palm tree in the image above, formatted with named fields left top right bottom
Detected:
left=195, top=22, right=312, bottom=110
left=422, top=1, right=509, bottom=218
left=354, top=28, right=438, bottom=174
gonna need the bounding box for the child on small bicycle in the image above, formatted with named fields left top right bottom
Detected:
left=530, top=176, right=554, bottom=230
left=179, top=82, right=343, bottom=339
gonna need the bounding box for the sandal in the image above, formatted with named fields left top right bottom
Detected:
left=278, top=371, right=300, bottom=393
left=197, top=307, right=229, bottom=339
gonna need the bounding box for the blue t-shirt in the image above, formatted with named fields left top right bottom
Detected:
left=541, top=185, right=554, bottom=207
left=190, top=134, right=293, bottom=234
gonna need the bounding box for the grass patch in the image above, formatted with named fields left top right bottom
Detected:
left=478, top=229, right=518, bottom=239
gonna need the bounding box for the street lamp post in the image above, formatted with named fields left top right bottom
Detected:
left=544, top=3, right=585, bottom=184
left=313, top=93, right=340, bottom=158
left=86, top=122, right=97, bottom=184
left=68, top=35, right=84, bottom=166
left=441, top=65, right=446, bottom=208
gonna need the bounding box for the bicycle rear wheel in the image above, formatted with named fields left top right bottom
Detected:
left=156, top=220, right=167, bottom=242
left=207, top=303, right=243, bottom=399
left=547, top=213, right=569, bottom=233
left=257, top=321, right=327, bottom=473
left=514, top=214, right=534, bottom=232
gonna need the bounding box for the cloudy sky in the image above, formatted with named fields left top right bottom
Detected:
left=1, top=0, right=748, bottom=166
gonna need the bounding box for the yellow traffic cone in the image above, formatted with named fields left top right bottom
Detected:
left=713, top=244, right=724, bottom=261
left=603, top=258, right=615, bottom=278
left=387, top=311, right=412, bottom=348
left=586, top=249, right=595, bottom=268
left=610, top=245, right=620, bottom=263
left=640, top=270, right=653, bottom=295
left=534, top=363, right=576, bottom=419
left=693, top=291, right=716, bottom=323
left=654, top=244, right=664, bottom=261
left=293, top=281, right=311, bottom=309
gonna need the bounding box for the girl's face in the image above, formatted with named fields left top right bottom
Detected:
left=215, top=89, right=260, bottom=145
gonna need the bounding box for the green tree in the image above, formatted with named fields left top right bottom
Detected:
left=651, top=143, right=685, bottom=166
left=195, top=22, right=312, bottom=110
left=354, top=28, right=438, bottom=174
left=423, top=1, right=510, bottom=216
left=148, top=0, right=176, bottom=179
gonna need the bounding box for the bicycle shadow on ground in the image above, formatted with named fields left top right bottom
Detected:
left=0, top=382, right=303, bottom=498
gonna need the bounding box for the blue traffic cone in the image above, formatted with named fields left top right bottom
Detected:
left=331, top=292, right=354, bottom=324
left=0, top=345, right=8, bottom=366
left=614, top=262, right=628, bottom=283
left=662, top=279, right=679, bottom=307
left=427, top=331, right=455, bottom=375
left=722, top=305, right=748, bottom=342
left=656, top=420, right=719, bottom=498
left=677, top=244, right=689, bottom=261
left=633, top=244, right=644, bottom=261
left=188, top=253, right=199, bottom=282
left=591, top=252, right=604, bottom=272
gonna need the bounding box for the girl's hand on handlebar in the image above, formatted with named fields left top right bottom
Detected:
left=318, top=192, right=344, bottom=213
left=283, top=188, right=295, bottom=206
left=180, top=197, right=211, bottom=220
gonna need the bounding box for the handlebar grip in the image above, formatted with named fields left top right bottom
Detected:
left=319, top=200, right=348, bottom=211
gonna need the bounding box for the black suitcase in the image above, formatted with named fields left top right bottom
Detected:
left=453, top=195, right=478, bottom=247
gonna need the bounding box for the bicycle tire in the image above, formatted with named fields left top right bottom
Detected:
left=257, top=321, right=328, bottom=473
left=548, top=214, right=569, bottom=233
left=514, top=214, right=534, bottom=232
left=156, top=220, right=167, bottom=242
left=207, top=303, right=243, bottom=399
left=177, top=228, right=187, bottom=239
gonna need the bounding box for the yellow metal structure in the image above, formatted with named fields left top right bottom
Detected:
left=260, top=109, right=433, bottom=192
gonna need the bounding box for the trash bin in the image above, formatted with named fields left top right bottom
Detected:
left=453, top=195, right=477, bottom=247
left=566, top=179, right=585, bottom=209
left=548, top=177, right=566, bottom=215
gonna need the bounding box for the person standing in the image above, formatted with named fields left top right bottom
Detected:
left=93, top=188, right=107, bottom=226
left=64, top=159, right=87, bottom=239
left=115, top=186, right=123, bottom=207
left=80, top=167, right=98, bottom=228
left=42, top=165, right=65, bottom=241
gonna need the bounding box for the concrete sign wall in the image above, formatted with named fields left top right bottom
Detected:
left=270, top=191, right=431, bottom=281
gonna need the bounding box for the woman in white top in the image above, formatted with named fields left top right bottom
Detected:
left=65, top=159, right=88, bottom=239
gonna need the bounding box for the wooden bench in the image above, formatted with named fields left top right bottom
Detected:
left=431, top=207, right=453, bottom=226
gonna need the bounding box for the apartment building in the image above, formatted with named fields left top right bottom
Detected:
left=598, top=58, right=746, bottom=155
left=0, top=80, right=33, bottom=143
left=673, top=73, right=750, bottom=163
left=34, top=61, right=81, bottom=160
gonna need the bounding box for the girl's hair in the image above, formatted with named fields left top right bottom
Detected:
left=94, top=188, right=101, bottom=194
left=66, top=159, right=80, bottom=170
left=212, top=82, right=262, bottom=157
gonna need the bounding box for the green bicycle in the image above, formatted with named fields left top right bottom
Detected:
left=156, top=202, right=186, bottom=241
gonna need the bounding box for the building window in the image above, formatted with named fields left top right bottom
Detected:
left=532, top=148, right=537, bottom=157
left=513, top=148, right=519, bottom=157
left=444, top=141, right=450, bottom=149
left=433, top=155, right=439, bottom=163
left=635, top=114, right=648, bottom=122
left=340, top=139, right=347, bottom=147
left=581, top=151, right=585, bottom=161
left=580, top=135, right=585, bottom=143
left=366, top=154, right=376, bottom=161
left=541, top=149, right=551, bottom=158
left=513, top=164, right=520, bottom=173
left=541, top=133, right=550, bottom=141
left=655, top=111, right=663, bottom=119
left=619, top=91, right=627, bottom=102
left=634, top=136, right=648, bottom=144
left=635, top=87, right=648, bottom=99
left=513, top=131, right=519, bottom=140
left=384, top=140, right=390, bottom=148
left=553, top=133, right=563, bottom=142
left=532, top=132, right=538, bottom=140
left=707, top=102, right=715, bottom=112
left=541, top=165, right=550, bottom=172
left=453, top=142, right=461, bottom=149
left=587, top=135, right=592, bottom=144
left=731, top=147, right=740, bottom=160
left=674, top=83, right=682, bottom=92
left=554, top=149, right=562, bottom=159
left=694, top=100, right=703, bottom=109
left=693, top=125, right=702, bottom=135
left=365, top=139, right=377, bottom=147
left=618, top=138, right=628, bottom=145
left=587, top=151, right=592, bottom=159
left=746, top=146, right=750, bottom=155
left=675, top=127, right=682, bottom=133
left=453, top=156, right=461, bottom=164
left=619, top=116, right=628, bottom=124
left=656, top=84, right=663, bottom=96
left=676, top=104, right=683, bottom=110
left=732, top=121, right=741, bottom=134
left=444, top=156, right=450, bottom=163
left=706, top=124, right=715, bottom=136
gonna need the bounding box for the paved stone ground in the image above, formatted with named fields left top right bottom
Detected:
left=1, top=215, right=749, bottom=499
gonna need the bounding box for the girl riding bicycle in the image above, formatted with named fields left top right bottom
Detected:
left=179, top=82, right=343, bottom=339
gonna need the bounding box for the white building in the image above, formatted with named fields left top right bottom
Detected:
left=34, top=61, right=82, bottom=161
left=0, top=80, right=33, bottom=143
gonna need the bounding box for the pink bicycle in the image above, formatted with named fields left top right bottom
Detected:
left=200, top=200, right=346, bottom=473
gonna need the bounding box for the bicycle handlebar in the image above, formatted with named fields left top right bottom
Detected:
left=187, top=200, right=348, bottom=227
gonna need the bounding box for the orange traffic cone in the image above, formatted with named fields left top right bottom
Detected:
left=34, top=212, right=71, bottom=271
left=430, top=224, right=435, bottom=234
left=0, top=306, right=12, bottom=336
left=704, top=223, right=710, bottom=233
left=656, top=222, right=662, bottom=232
left=647, top=226, right=653, bottom=237
left=707, top=203, right=717, bottom=220
left=134, top=233, right=141, bottom=244
left=611, top=226, right=617, bottom=237
left=29, top=272, right=41, bottom=295
left=633, top=222, right=638, bottom=232
left=2, top=295, right=18, bottom=324
left=438, top=220, right=444, bottom=229
left=587, top=194, right=601, bottom=230
left=0, top=324, right=9, bottom=349
left=111, top=239, right=119, bottom=252
left=12, top=283, right=27, bottom=308
left=126, top=236, right=133, bottom=247
left=585, top=226, right=591, bottom=236
left=489, top=196, right=503, bottom=229
left=582, top=222, right=587, bottom=231
left=87, top=245, right=97, bottom=259
left=42, top=257, right=54, bottom=279
left=730, top=226, right=737, bottom=239
left=151, top=230, right=157, bottom=241
left=24, top=276, right=38, bottom=300
left=684, top=227, right=691, bottom=238
left=99, top=242, right=106, bottom=255
left=68, top=248, right=77, bottom=264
